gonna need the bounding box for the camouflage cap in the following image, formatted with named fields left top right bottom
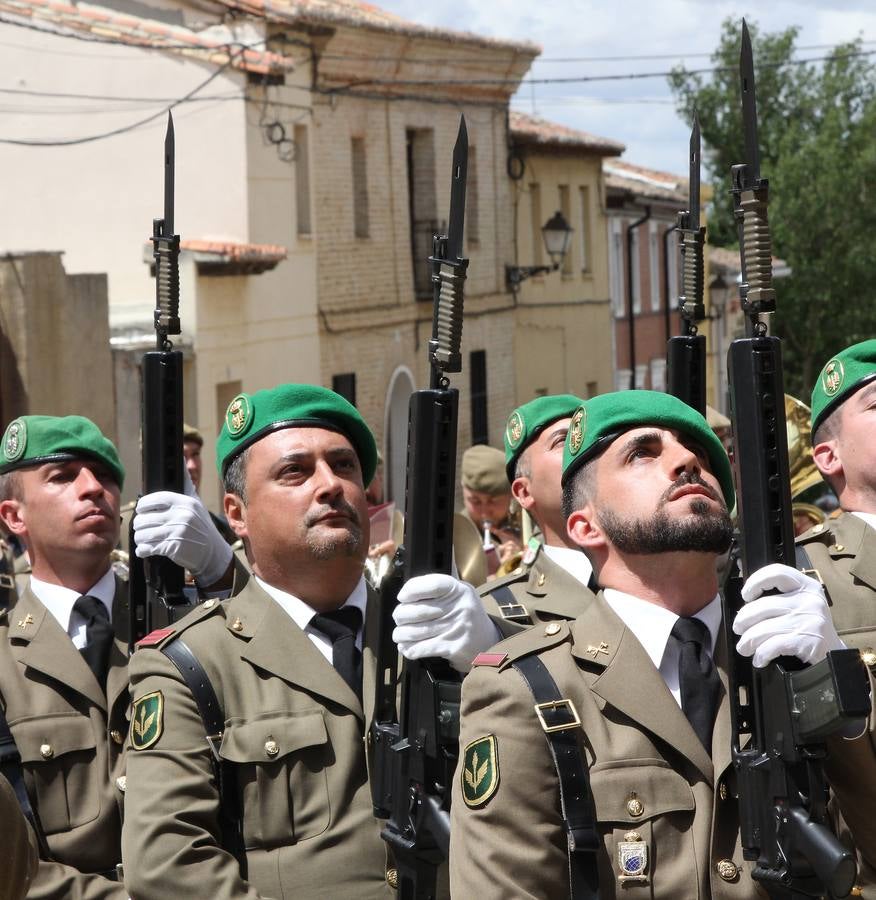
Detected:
left=561, top=390, right=734, bottom=508
left=461, top=445, right=509, bottom=495
left=811, top=339, right=876, bottom=436
left=503, top=394, right=583, bottom=481
left=0, top=415, right=124, bottom=488
left=215, top=384, right=377, bottom=484
left=183, top=423, right=203, bottom=447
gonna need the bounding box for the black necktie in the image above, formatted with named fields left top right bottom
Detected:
left=311, top=607, right=363, bottom=701
left=73, top=595, right=114, bottom=687
left=669, top=616, right=721, bottom=754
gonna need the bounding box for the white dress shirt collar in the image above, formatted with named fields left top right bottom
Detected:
left=29, top=566, right=116, bottom=642
left=541, top=544, right=594, bottom=588
left=851, top=511, right=876, bottom=532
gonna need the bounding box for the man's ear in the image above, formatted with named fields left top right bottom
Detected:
left=567, top=504, right=604, bottom=551
left=812, top=437, right=841, bottom=480
left=510, top=476, right=534, bottom=513
left=0, top=499, right=26, bottom=538
left=223, top=493, right=248, bottom=539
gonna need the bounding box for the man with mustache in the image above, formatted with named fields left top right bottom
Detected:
left=451, top=391, right=870, bottom=898
left=122, top=384, right=499, bottom=899
left=0, top=415, right=129, bottom=898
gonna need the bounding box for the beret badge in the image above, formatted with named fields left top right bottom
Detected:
left=505, top=411, right=524, bottom=450
left=568, top=407, right=586, bottom=456
left=3, top=419, right=26, bottom=463
left=225, top=394, right=252, bottom=437
left=821, top=359, right=844, bottom=397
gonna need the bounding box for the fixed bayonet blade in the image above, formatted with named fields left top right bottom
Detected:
left=446, top=115, right=468, bottom=261
left=164, top=111, right=175, bottom=236
left=740, top=19, right=761, bottom=183
left=689, top=110, right=700, bottom=230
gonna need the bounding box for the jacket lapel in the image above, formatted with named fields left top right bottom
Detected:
left=710, top=624, right=733, bottom=783
left=840, top=513, right=876, bottom=592
left=235, top=579, right=364, bottom=718
left=11, top=587, right=106, bottom=710
left=107, top=577, right=131, bottom=714
left=573, top=594, right=714, bottom=781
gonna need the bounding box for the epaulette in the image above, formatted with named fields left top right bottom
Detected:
left=477, top=564, right=529, bottom=597
left=472, top=619, right=571, bottom=672
left=796, top=521, right=833, bottom=546
left=134, top=597, right=226, bottom=651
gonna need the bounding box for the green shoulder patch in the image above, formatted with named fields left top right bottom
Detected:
left=461, top=734, right=499, bottom=808
left=130, top=690, right=163, bottom=750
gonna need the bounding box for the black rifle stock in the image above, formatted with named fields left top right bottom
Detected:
left=371, top=115, right=468, bottom=900
left=667, top=111, right=707, bottom=415
left=724, top=22, right=869, bottom=899
left=128, top=112, right=192, bottom=652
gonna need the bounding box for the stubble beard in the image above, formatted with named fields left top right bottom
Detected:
left=304, top=501, right=365, bottom=561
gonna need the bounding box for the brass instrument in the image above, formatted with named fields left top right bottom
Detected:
left=785, top=394, right=828, bottom=532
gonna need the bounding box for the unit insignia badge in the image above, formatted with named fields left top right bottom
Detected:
left=822, top=359, right=844, bottom=397
left=226, top=394, right=252, bottom=437
left=568, top=407, right=586, bottom=455
left=461, top=734, right=499, bottom=808
left=130, top=690, right=164, bottom=750
left=617, top=831, right=648, bottom=883
left=2, top=419, right=26, bottom=463
left=506, top=411, right=525, bottom=449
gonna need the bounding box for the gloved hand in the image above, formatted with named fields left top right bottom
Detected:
left=133, top=470, right=232, bottom=587
left=733, top=563, right=844, bottom=668
left=393, top=573, right=502, bottom=673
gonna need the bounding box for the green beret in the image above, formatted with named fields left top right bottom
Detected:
left=504, top=394, right=583, bottom=480
left=561, top=390, right=734, bottom=508
left=811, top=339, right=876, bottom=435
left=216, top=384, right=377, bottom=484
left=461, top=445, right=509, bottom=495
left=0, top=415, right=124, bottom=488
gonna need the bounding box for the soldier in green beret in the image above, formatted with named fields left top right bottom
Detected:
left=122, top=383, right=502, bottom=899
left=479, top=394, right=598, bottom=627
left=451, top=390, right=870, bottom=898
left=0, top=415, right=129, bottom=898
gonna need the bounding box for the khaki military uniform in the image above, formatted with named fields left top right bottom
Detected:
left=479, top=540, right=597, bottom=626
left=0, top=773, right=38, bottom=900
left=122, top=575, right=398, bottom=900
left=0, top=580, right=129, bottom=899
left=450, top=591, right=874, bottom=899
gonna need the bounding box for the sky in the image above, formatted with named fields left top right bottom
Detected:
left=374, top=0, right=876, bottom=177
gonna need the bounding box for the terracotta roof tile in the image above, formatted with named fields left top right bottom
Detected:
left=509, top=110, right=624, bottom=155
left=604, top=159, right=688, bottom=203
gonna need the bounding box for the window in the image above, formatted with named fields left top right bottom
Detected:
left=615, top=368, right=632, bottom=391
left=578, top=186, right=590, bottom=272
left=634, top=364, right=648, bottom=391
left=332, top=373, right=356, bottom=406
left=470, top=350, right=488, bottom=445
left=558, top=185, right=572, bottom=275
left=529, top=182, right=543, bottom=267
left=649, top=221, right=661, bottom=312
left=406, top=129, right=437, bottom=299
left=294, top=124, right=311, bottom=236
left=351, top=138, right=369, bottom=238
left=466, top=144, right=479, bottom=246
left=650, top=358, right=667, bottom=392
left=609, top=219, right=625, bottom=318
left=630, top=222, right=642, bottom=315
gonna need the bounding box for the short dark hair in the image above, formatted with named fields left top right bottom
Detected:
left=561, top=457, right=597, bottom=521
left=223, top=446, right=251, bottom=504
left=0, top=470, right=21, bottom=504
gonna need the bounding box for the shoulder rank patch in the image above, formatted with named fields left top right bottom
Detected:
left=473, top=652, right=507, bottom=667
left=130, top=691, right=163, bottom=750
left=136, top=627, right=174, bottom=648
left=461, top=734, right=499, bottom=808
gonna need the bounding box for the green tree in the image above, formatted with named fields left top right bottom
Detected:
left=669, top=19, right=876, bottom=396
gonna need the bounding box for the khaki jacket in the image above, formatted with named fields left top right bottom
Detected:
left=450, top=591, right=873, bottom=899
left=0, top=772, right=38, bottom=900
left=479, top=541, right=597, bottom=626
left=0, top=580, right=129, bottom=899
left=122, top=576, right=397, bottom=900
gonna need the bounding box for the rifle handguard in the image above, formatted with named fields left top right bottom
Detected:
left=739, top=187, right=776, bottom=313
left=679, top=225, right=706, bottom=323
left=152, top=223, right=181, bottom=338
left=431, top=259, right=467, bottom=375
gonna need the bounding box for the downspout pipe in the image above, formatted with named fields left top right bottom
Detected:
left=626, top=206, right=651, bottom=389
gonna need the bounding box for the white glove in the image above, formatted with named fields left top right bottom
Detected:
left=733, top=563, right=844, bottom=668
left=133, top=483, right=233, bottom=586
left=393, top=573, right=502, bottom=673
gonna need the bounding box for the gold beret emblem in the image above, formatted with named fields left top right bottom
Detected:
left=225, top=394, right=251, bottom=437
left=568, top=407, right=586, bottom=455
left=506, top=411, right=525, bottom=449
left=822, top=359, right=844, bottom=397
left=2, top=419, right=26, bottom=463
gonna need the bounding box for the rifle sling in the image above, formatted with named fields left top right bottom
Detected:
left=490, top=584, right=532, bottom=624
left=161, top=638, right=246, bottom=877
left=512, top=655, right=600, bottom=900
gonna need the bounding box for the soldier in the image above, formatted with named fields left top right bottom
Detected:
left=0, top=773, right=38, bottom=900
left=121, top=384, right=500, bottom=898
left=450, top=391, right=868, bottom=898
left=480, top=394, right=597, bottom=626
left=0, top=415, right=128, bottom=898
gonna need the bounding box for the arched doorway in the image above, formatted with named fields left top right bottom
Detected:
left=384, top=366, right=415, bottom=506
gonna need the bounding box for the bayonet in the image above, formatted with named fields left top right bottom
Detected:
left=164, top=112, right=175, bottom=236
left=740, top=20, right=761, bottom=185
left=446, top=116, right=468, bottom=262
left=688, top=110, right=700, bottom=231
left=152, top=111, right=181, bottom=349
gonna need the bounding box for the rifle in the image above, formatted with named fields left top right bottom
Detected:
left=667, top=111, right=707, bottom=415
left=371, top=115, right=468, bottom=900
left=725, top=22, right=870, bottom=898
left=128, top=111, right=193, bottom=652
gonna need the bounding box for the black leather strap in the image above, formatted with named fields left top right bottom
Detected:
left=161, top=638, right=246, bottom=877
left=513, top=655, right=599, bottom=900
left=490, top=584, right=532, bottom=624
left=0, top=706, right=51, bottom=858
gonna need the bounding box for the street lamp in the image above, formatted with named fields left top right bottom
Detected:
left=505, top=210, right=573, bottom=290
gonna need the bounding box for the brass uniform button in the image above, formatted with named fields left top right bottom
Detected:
left=544, top=623, right=561, bottom=636
left=718, top=782, right=728, bottom=801
left=626, top=793, right=644, bottom=817
left=537, top=573, right=546, bottom=587
left=264, top=739, right=280, bottom=758
left=830, top=544, right=845, bottom=553
left=116, top=775, right=127, bottom=793
left=110, top=729, right=124, bottom=745
left=716, top=859, right=739, bottom=882
left=511, top=568, right=522, bottom=577
left=386, top=868, right=398, bottom=889
left=203, top=599, right=217, bottom=610
left=40, top=743, right=53, bottom=760
left=231, top=617, right=244, bottom=632
left=861, top=648, right=876, bottom=669
left=811, top=523, right=824, bottom=534
left=850, top=885, right=864, bottom=897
